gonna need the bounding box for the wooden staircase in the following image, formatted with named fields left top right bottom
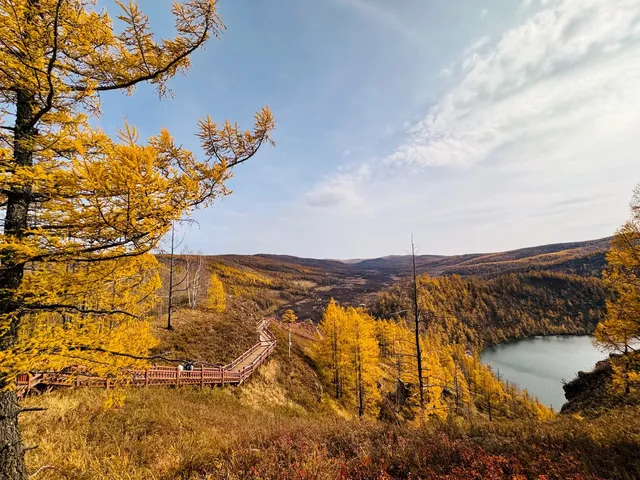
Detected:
left=16, top=318, right=277, bottom=396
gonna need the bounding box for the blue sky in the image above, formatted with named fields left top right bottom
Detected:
left=98, top=0, right=640, bottom=259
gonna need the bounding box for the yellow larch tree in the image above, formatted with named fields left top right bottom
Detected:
left=282, top=309, right=297, bottom=324
left=0, top=1, right=274, bottom=477
left=315, top=302, right=382, bottom=416
left=206, top=274, right=226, bottom=313
left=345, top=307, right=382, bottom=417
left=315, top=299, right=350, bottom=400
left=595, top=185, right=640, bottom=394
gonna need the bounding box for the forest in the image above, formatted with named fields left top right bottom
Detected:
left=373, top=271, right=609, bottom=348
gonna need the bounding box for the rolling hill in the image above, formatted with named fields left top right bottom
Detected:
left=268, top=236, right=611, bottom=278
left=160, top=237, right=611, bottom=322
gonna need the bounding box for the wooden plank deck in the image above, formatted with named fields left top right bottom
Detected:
left=16, top=317, right=278, bottom=395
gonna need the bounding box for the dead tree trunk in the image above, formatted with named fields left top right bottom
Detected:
left=167, top=223, right=176, bottom=330
left=411, top=236, right=425, bottom=410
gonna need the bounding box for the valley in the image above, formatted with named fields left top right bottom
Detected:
left=208, top=236, right=611, bottom=322
left=11, top=234, right=640, bottom=479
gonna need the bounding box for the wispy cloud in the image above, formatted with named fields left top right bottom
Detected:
left=463, top=35, right=491, bottom=56
left=330, top=0, right=425, bottom=47
left=304, top=164, right=372, bottom=212
left=481, top=9, right=489, bottom=20
left=385, top=0, right=640, bottom=168
left=291, top=0, right=640, bottom=257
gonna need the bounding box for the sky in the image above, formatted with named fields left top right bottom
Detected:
left=97, top=0, right=640, bottom=259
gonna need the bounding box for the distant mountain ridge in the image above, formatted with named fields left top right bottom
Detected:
left=178, top=237, right=612, bottom=322
left=254, top=237, right=612, bottom=279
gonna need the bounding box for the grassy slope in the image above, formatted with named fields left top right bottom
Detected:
left=20, top=314, right=640, bottom=480
left=149, top=299, right=260, bottom=365
left=21, top=355, right=640, bottom=479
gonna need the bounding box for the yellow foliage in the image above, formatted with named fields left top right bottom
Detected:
left=315, top=300, right=382, bottom=417
left=0, top=1, right=276, bottom=475
left=281, top=309, right=297, bottom=323
left=206, top=274, right=226, bottom=313
left=0, top=0, right=274, bottom=388
left=595, top=185, right=640, bottom=393
left=212, top=263, right=274, bottom=288
left=315, top=300, right=551, bottom=421
left=102, top=389, right=127, bottom=411
left=0, top=255, right=160, bottom=380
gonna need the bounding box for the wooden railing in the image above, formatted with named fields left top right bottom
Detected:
left=16, top=317, right=277, bottom=395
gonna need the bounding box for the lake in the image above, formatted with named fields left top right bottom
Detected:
left=480, top=335, right=609, bottom=410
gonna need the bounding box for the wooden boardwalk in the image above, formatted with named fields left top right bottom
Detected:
left=16, top=318, right=277, bottom=396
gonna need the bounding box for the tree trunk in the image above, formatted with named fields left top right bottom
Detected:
left=166, top=223, right=175, bottom=330
left=411, top=237, right=425, bottom=409
left=0, top=89, right=36, bottom=479
left=357, top=359, right=364, bottom=417
left=0, top=391, right=27, bottom=480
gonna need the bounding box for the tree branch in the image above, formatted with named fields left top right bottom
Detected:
left=29, top=0, right=63, bottom=129
left=24, top=304, right=139, bottom=318
left=70, top=347, right=222, bottom=367
left=68, top=5, right=213, bottom=93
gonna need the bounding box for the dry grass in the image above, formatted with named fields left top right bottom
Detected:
left=20, top=330, right=640, bottom=480
left=18, top=290, right=640, bottom=479
left=150, top=300, right=259, bottom=365
left=20, top=383, right=640, bottom=479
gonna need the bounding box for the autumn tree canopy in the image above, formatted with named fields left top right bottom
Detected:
left=206, top=274, right=226, bottom=313
left=0, top=1, right=274, bottom=477
left=314, top=300, right=550, bottom=421
left=281, top=309, right=297, bottom=324
left=595, top=185, right=640, bottom=393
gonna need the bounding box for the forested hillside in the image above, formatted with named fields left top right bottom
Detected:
left=372, top=272, right=608, bottom=348
left=168, top=249, right=609, bottom=351
left=154, top=237, right=610, bottom=326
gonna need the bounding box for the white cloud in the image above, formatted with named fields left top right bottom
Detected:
left=463, top=35, right=491, bottom=56
left=481, top=8, right=489, bottom=20
left=438, top=67, right=453, bottom=78
left=304, top=164, right=372, bottom=211
left=272, top=0, right=640, bottom=257
left=385, top=0, right=640, bottom=168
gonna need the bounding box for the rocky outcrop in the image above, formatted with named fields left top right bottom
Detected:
left=561, top=354, right=640, bottom=416
left=561, top=358, right=614, bottom=415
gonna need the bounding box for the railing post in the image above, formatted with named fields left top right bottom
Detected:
left=221, top=368, right=225, bottom=386
left=176, top=367, right=180, bottom=387
left=145, top=369, right=149, bottom=387
left=200, top=368, right=204, bottom=389
left=105, top=378, right=110, bottom=390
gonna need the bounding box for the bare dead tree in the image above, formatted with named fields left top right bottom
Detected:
left=411, top=235, right=425, bottom=410
left=162, top=222, right=189, bottom=330
left=185, top=253, right=205, bottom=309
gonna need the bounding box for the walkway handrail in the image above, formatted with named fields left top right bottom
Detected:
left=16, top=316, right=278, bottom=395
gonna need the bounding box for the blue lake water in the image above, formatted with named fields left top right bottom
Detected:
left=480, top=335, right=609, bottom=410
